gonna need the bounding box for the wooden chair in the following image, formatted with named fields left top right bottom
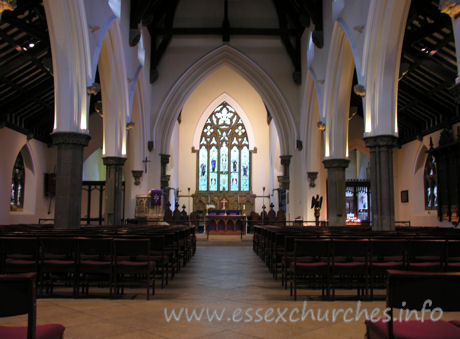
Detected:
left=290, top=239, right=331, bottom=300
left=39, top=237, right=78, bottom=297
left=369, top=239, right=406, bottom=299
left=77, top=237, right=113, bottom=297
left=113, top=238, right=155, bottom=300
left=407, top=240, right=445, bottom=272
left=365, top=270, right=460, bottom=339
left=331, top=239, right=369, bottom=299
left=446, top=240, right=460, bottom=272
left=0, top=237, right=40, bottom=275
left=0, top=273, right=65, bottom=339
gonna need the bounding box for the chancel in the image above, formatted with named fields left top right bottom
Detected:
left=1, top=0, right=460, bottom=338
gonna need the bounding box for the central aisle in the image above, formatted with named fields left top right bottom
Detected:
left=14, top=242, right=388, bottom=338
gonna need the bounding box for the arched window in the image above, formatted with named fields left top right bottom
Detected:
left=424, top=152, right=437, bottom=210
left=198, top=101, right=250, bottom=192
left=10, top=152, right=25, bottom=211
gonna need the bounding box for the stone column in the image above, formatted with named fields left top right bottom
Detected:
left=277, top=155, right=292, bottom=212
left=323, top=158, right=349, bottom=226
left=52, top=132, right=90, bottom=229
left=103, top=157, right=126, bottom=225
left=160, top=154, right=171, bottom=215
left=364, top=135, right=398, bottom=231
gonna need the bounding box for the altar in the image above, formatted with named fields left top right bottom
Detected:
left=205, top=209, right=247, bottom=239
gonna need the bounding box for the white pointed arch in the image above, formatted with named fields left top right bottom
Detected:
left=322, top=22, right=355, bottom=159
left=192, top=93, right=256, bottom=151
left=361, top=0, right=410, bottom=136
left=154, top=45, right=296, bottom=155
left=98, top=20, right=129, bottom=157
left=44, top=0, right=92, bottom=132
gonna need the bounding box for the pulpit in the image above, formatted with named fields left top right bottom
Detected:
left=205, top=209, right=246, bottom=239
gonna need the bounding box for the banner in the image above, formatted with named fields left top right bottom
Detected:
left=150, top=189, right=162, bottom=207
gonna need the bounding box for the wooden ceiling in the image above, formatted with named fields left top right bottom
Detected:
left=0, top=0, right=457, bottom=146
left=0, top=0, right=53, bottom=143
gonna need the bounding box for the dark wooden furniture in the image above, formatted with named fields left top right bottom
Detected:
left=205, top=212, right=246, bottom=239
left=365, top=270, right=460, bottom=339
left=0, top=273, right=65, bottom=339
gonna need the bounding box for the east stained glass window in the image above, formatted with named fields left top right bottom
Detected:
left=197, top=101, right=250, bottom=192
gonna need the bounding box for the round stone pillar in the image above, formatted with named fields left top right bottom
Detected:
left=52, top=132, right=90, bottom=229
left=364, top=135, right=398, bottom=231
left=103, top=156, right=126, bottom=225
left=323, top=158, right=350, bottom=226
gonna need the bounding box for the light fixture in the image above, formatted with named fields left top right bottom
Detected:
left=0, top=0, right=16, bottom=13
left=28, top=42, right=35, bottom=48
left=87, top=83, right=101, bottom=96
left=317, top=121, right=326, bottom=131
left=353, top=84, right=366, bottom=97
left=126, top=121, right=135, bottom=130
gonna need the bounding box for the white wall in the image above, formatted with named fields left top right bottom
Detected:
left=393, top=127, right=456, bottom=227
left=0, top=128, right=56, bottom=224
left=176, top=65, right=272, bottom=212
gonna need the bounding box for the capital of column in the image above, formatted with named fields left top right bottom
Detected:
left=103, top=156, right=127, bottom=166
left=160, top=153, right=170, bottom=165
left=52, top=132, right=90, bottom=146
left=364, top=135, right=398, bottom=148
left=323, top=158, right=350, bottom=169
left=280, top=155, right=292, bottom=166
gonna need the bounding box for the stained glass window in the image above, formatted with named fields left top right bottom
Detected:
left=198, top=146, right=208, bottom=191
left=10, top=152, right=25, bottom=211
left=241, top=146, right=250, bottom=191
left=197, top=101, right=250, bottom=192
left=230, top=146, right=239, bottom=191
left=424, top=152, right=437, bottom=210
left=210, top=146, right=218, bottom=191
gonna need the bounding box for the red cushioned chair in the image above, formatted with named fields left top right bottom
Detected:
left=407, top=240, right=445, bottom=272
left=331, top=239, right=369, bottom=299
left=446, top=240, right=460, bottom=272
left=39, top=237, right=78, bottom=297
left=148, top=235, right=169, bottom=288
left=369, top=239, right=407, bottom=299
left=0, top=273, right=65, bottom=339
left=113, top=238, right=155, bottom=300
left=0, top=237, right=40, bottom=275
left=365, top=270, right=460, bottom=339
left=77, top=237, right=113, bottom=297
left=290, top=239, right=331, bottom=300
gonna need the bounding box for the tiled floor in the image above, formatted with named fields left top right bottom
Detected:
left=1, top=240, right=459, bottom=338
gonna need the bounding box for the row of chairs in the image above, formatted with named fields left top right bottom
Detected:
left=252, top=226, right=460, bottom=300
left=288, top=238, right=460, bottom=300
left=0, top=227, right=196, bottom=300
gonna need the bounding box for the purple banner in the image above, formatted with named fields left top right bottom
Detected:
left=150, top=189, right=162, bottom=207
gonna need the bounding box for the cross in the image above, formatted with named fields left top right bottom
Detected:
left=142, top=157, right=151, bottom=173
left=221, top=198, right=228, bottom=210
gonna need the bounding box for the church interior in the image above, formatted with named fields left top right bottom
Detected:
left=1, top=0, right=460, bottom=338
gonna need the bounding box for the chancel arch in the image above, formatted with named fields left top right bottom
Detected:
left=154, top=45, right=296, bottom=157
left=176, top=65, right=273, bottom=215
